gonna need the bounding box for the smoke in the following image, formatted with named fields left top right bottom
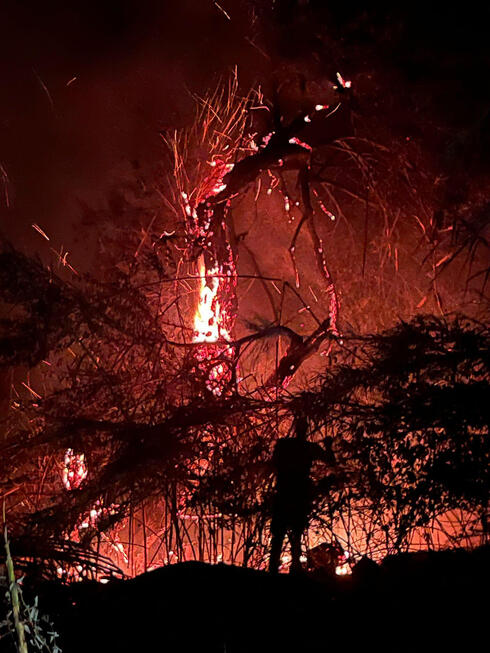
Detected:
left=0, top=1, right=264, bottom=263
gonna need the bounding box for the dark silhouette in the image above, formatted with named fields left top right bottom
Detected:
left=269, top=415, right=336, bottom=573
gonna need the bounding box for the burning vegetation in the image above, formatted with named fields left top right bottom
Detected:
left=0, top=67, right=488, bottom=587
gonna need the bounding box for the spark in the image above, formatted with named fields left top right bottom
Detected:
left=244, top=37, right=271, bottom=61
left=288, top=136, right=312, bottom=152
left=21, top=382, right=42, bottom=399
left=326, top=104, right=342, bottom=120
left=32, top=223, right=50, bottom=241
left=50, top=246, right=79, bottom=275
left=254, top=178, right=262, bottom=201
left=334, top=72, right=352, bottom=90
left=309, top=286, right=319, bottom=303
left=214, top=2, right=231, bottom=20
left=0, top=162, right=10, bottom=208
left=33, top=68, right=55, bottom=112
left=66, top=76, right=78, bottom=87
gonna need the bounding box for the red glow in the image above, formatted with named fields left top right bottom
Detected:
left=62, top=449, right=87, bottom=490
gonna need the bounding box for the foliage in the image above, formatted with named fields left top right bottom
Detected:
left=0, top=76, right=488, bottom=575
left=1, top=524, right=62, bottom=652
left=1, top=239, right=487, bottom=564
left=186, top=316, right=489, bottom=556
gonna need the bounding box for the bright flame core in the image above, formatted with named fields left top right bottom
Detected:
left=193, top=259, right=230, bottom=343
left=62, top=448, right=88, bottom=490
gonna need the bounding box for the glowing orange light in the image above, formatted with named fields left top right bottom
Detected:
left=62, top=448, right=88, bottom=490
left=193, top=260, right=230, bottom=344
left=335, top=552, right=352, bottom=576
left=335, top=562, right=352, bottom=576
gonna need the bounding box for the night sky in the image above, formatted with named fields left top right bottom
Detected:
left=1, top=1, right=488, bottom=263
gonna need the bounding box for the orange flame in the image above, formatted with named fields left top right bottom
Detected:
left=62, top=448, right=88, bottom=490
left=193, top=258, right=230, bottom=343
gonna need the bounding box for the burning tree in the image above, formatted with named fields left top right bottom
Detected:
left=0, top=73, right=488, bottom=578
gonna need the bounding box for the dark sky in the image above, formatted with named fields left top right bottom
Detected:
left=0, top=1, right=263, bottom=256
left=0, top=1, right=488, bottom=263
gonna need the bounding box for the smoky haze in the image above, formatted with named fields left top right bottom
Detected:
left=0, top=1, right=488, bottom=268
left=0, top=1, right=268, bottom=264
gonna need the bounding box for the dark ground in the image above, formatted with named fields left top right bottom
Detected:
left=17, top=545, right=489, bottom=653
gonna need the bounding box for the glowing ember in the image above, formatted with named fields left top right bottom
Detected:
left=334, top=72, right=352, bottom=90
left=288, top=136, right=313, bottom=152
left=335, top=551, right=352, bottom=576
left=62, top=448, right=87, bottom=490
left=63, top=451, right=127, bottom=571
left=335, top=562, right=352, bottom=576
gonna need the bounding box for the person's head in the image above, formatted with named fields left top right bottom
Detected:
left=294, top=415, right=308, bottom=440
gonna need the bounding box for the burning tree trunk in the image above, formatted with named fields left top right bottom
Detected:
left=171, top=80, right=340, bottom=398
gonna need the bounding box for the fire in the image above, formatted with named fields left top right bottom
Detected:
left=62, top=450, right=128, bottom=573
left=62, top=448, right=87, bottom=490
left=193, top=259, right=230, bottom=343
left=335, top=561, right=352, bottom=576
left=186, top=149, right=237, bottom=395
left=192, top=257, right=234, bottom=397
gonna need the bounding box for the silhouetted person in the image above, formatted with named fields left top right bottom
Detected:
left=269, top=415, right=336, bottom=574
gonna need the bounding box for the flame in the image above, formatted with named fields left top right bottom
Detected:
left=335, top=562, right=352, bottom=576
left=193, top=259, right=229, bottom=343
left=62, top=448, right=87, bottom=490
left=192, top=258, right=234, bottom=397
left=335, top=551, right=352, bottom=576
